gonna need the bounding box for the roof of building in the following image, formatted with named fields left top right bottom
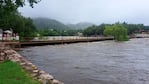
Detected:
left=4, top=30, right=12, bottom=34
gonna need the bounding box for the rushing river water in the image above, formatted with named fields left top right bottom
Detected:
left=19, top=38, right=149, bottom=84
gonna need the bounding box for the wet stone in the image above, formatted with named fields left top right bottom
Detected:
left=39, top=73, right=54, bottom=80
left=31, top=73, right=38, bottom=77
left=20, top=62, right=26, bottom=65
left=33, top=70, right=39, bottom=73
left=53, top=79, right=60, bottom=84
left=39, top=70, right=46, bottom=74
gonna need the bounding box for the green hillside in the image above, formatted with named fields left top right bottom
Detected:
left=32, top=18, right=69, bottom=30
left=67, top=22, right=94, bottom=29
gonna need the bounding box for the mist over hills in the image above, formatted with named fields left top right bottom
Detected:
left=32, top=18, right=93, bottom=30
left=32, top=18, right=69, bottom=30
left=67, top=22, right=94, bottom=29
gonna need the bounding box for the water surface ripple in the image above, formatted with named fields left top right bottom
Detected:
left=19, top=38, right=149, bottom=84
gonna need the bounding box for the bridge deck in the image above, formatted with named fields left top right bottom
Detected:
left=20, top=37, right=114, bottom=47
left=0, top=37, right=114, bottom=48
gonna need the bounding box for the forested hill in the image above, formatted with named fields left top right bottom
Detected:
left=67, top=22, right=94, bottom=29
left=32, top=18, right=94, bottom=30
left=32, top=18, right=69, bottom=30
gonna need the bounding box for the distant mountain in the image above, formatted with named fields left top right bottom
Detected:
left=67, top=22, right=94, bottom=29
left=32, top=18, right=94, bottom=30
left=32, top=18, right=69, bottom=30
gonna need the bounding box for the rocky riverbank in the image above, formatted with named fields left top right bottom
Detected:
left=0, top=47, right=63, bottom=84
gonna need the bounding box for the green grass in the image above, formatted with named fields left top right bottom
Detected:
left=0, top=61, right=40, bottom=84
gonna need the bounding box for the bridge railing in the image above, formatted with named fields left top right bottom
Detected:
left=20, top=36, right=114, bottom=42
left=33, top=36, right=113, bottom=41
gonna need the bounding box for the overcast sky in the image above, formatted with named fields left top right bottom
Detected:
left=19, top=0, right=149, bottom=25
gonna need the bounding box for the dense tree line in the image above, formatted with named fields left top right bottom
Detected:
left=83, top=24, right=109, bottom=36
left=83, top=22, right=149, bottom=36
left=35, top=22, right=149, bottom=38
left=38, top=29, right=82, bottom=36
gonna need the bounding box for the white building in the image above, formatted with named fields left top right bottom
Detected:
left=1, top=29, right=19, bottom=41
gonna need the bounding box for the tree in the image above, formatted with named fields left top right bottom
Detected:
left=83, top=24, right=112, bottom=36
left=0, top=0, right=40, bottom=22
left=103, top=26, right=113, bottom=36
left=0, top=0, right=40, bottom=38
left=0, top=0, right=40, bottom=8
left=104, top=23, right=128, bottom=41
left=113, top=23, right=128, bottom=41
left=95, top=24, right=105, bottom=35
left=83, top=25, right=97, bottom=36
left=0, top=0, right=40, bottom=21
left=122, top=22, right=143, bottom=35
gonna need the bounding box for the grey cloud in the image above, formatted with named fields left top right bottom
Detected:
left=19, top=0, right=149, bottom=25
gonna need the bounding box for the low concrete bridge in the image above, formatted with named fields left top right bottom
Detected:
left=0, top=36, right=114, bottom=47
left=20, top=37, right=114, bottom=47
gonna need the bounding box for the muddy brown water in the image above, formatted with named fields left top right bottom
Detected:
left=19, top=38, right=149, bottom=84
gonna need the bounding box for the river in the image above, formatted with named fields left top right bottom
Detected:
left=19, top=38, right=149, bottom=84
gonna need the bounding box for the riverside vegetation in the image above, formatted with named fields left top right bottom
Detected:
left=104, top=23, right=128, bottom=41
